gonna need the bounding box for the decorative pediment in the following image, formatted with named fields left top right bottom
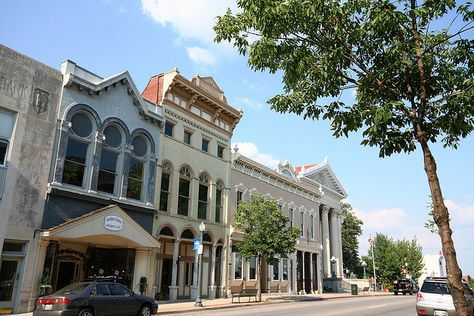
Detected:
left=295, top=162, right=347, bottom=198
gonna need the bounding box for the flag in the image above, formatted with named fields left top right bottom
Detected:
left=368, top=234, right=373, bottom=245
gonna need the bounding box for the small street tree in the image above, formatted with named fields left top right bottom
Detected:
left=215, top=1, right=473, bottom=313
left=341, top=203, right=363, bottom=277
left=362, top=233, right=424, bottom=287
left=234, top=194, right=300, bottom=301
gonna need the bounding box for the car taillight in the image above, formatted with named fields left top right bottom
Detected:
left=416, top=293, right=423, bottom=300
left=418, top=309, right=426, bottom=314
left=36, top=297, right=71, bottom=304
left=406, top=283, right=410, bottom=288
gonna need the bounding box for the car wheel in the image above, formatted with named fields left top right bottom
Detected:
left=78, top=308, right=94, bottom=316
left=402, top=292, right=406, bottom=295
left=394, top=291, right=398, bottom=295
left=138, top=304, right=151, bottom=316
left=409, top=290, right=414, bottom=295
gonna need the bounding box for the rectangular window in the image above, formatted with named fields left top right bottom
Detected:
left=215, top=188, right=222, bottom=223
left=300, top=212, right=304, bottom=237
left=273, top=260, right=280, bottom=280
left=310, top=215, right=315, bottom=239
left=282, top=259, right=289, bottom=280
left=127, top=158, right=144, bottom=200
left=97, top=149, right=118, bottom=194
left=198, top=183, right=208, bottom=219
left=237, top=191, right=243, bottom=206
left=289, top=208, right=294, bottom=228
left=178, top=178, right=190, bottom=216
left=201, top=138, right=209, bottom=152
left=159, top=172, right=170, bottom=212
left=63, top=138, right=89, bottom=187
left=0, top=141, right=7, bottom=166
left=249, top=256, right=257, bottom=280
left=164, top=121, right=174, bottom=137
left=234, top=253, right=243, bottom=279
left=184, top=130, right=192, bottom=145
left=217, top=145, right=224, bottom=158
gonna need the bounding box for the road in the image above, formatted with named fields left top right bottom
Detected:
left=168, top=295, right=417, bottom=316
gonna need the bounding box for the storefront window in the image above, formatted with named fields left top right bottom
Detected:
left=234, top=253, right=243, bottom=279
left=282, top=259, right=289, bottom=280
left=273, top=260, right=280, bottom=280
left=249, top=256, right=257, bottom=280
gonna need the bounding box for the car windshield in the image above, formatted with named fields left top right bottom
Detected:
left=421, top=282, right=450, bottom=295
left=54, top=283, right=90, bottom=295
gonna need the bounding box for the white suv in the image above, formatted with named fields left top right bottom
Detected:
left=416, top=277, right=474, bottom=316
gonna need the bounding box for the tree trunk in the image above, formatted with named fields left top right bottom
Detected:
left=419, top=138, right=469, bottom=316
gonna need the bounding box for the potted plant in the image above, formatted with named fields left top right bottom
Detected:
left=138, top=276, right=147, bottom=295
left=39, top=275, right=52, bottom=297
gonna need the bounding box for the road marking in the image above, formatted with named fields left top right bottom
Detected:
left=369, top=304, right=387, bottom=309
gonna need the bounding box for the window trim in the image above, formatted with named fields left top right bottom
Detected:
left=183, top=130, right=192, bottom=145
left=164, top=121, right=174, bottom=137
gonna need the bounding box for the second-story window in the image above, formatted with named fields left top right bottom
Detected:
left=288, top=208, right=294, bottom=228
left=127, top=135, right=148, bottom=200
left=217, top=144, right=224, bottom=158
left=178, top=165, right=192, bottom=216
left=202, top=138, right=209, bottom=152
left=98, top=125, right=123, bottom=194
left=310, top=214, right=315, bottom=239
left=184, top=130, right=192, bottom=145
left=198, top=173, right=209, bottom=220
left=63, top=112, right=95, bottom=188
left=300, top=212, right=304, bottom=237
left=215, top=180, right=224, bottom=223
left=236, top=190, right=243, bottom=207
left=164, top=121, right=174, bottom=137
left=159, top=161, right=173, bottom=212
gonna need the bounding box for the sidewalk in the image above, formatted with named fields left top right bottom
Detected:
left=11, top=291, right=391, bottom=315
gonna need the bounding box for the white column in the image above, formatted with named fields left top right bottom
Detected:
left=330, top=210, right=338, bottom=277
left=219, top=246, right=226, bottom=297
left=322, top=206, right=331, bottom=278
left=317, top=253, right=323, bottom=293
left=291, top=251, right=297, bottom=294
left=169, top=239, right=180, bottom=301
left=133, top=248, right=152, bottom=295
left=226, top=239, right=233, bottom=297
left=209, top=244, right=217, bottom=298
left=337, top=212, right=344, bottom=278
left=190, top=178, right=199, bottom=218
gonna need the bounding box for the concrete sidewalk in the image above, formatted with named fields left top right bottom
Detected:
left=11, top=291, right=391, bottom=315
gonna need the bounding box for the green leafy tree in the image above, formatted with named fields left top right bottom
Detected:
left=215, top=1, right=473, bottom=313
left=341, top=203, right=363, bottom=277
left=362, top=233, right=423, bottom=287
left=234, top=194, right=300, bottom=301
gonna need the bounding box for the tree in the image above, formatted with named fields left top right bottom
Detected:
left=362, top=233, right=423, bottom=288
left=341, top=203, right=363, bottom=277
left=215, top=1, right=473, bottom=314
left=234, top=194, right=300, bottom=301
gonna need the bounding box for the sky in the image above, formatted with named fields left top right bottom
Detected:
left=1, top=0, right=473, bottom=275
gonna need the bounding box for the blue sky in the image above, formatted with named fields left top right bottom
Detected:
left=2, top=0, right=473, bottom=275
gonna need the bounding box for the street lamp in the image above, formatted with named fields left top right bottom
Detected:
left=195, top=222, right=206, bottom=307
left=330, top=256, right=336, bottom=278
left=361, top=261, right=367, bottom=279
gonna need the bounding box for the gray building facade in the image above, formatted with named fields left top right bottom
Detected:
left=0, top=44, right=62, bottom=314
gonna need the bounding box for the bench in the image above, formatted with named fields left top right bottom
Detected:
left=231, top=288, right=259, bottom=303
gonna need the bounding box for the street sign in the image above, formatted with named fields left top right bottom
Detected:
left=193, top=238, right=201, bottom=250
left=198, top=244, right=203, bottom=255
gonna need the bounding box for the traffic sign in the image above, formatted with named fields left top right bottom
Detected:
left=193, top=238, right=201, bottom=250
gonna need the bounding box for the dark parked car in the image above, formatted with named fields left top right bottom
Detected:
left=34, top=281, right=158, bottom=316
left=393, top=278, right=419, bottom=295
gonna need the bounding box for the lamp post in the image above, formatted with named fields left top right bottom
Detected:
left=330, top=256, right=336, bottom=278
left=195, top=222, right=206, bottom=307
left=361, top=261, right=367, bottom=279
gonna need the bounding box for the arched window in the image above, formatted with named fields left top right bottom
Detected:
left=127, top=134, right=149, bottom=200
left=159, top=161, right=173, bottom=212
left=62, top=111, right=96, bottom=187
left=181, top=229, right=194, bottom=239
left=215, top=180, right=224, bottom=223
left=198, top=172, right=210, bottom=220
left=178, top=165, right=192, bottom=216
left=97, top=124, right=124, bottom=194
left=159, top=227, right=174, bottom=237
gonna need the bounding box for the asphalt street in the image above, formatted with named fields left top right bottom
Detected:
left=169, top=295, right=417, bottom=316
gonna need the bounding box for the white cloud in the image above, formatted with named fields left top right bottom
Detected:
left=186, top=47, right=216, bottom=66
left=234, top=97, right=264, bottom=110
left=353, top=207, right=407, bottom=231
left=141, top=0, right=236, bottom=44
left=445, top=199, right=474, bottom=225
left=233, top=142, right=279, bottom=169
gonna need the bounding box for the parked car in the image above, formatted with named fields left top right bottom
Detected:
left=34, top=281, right=158, bottom=316
left=416, top=276, right=474, bottom=316
left=393, top=278, right=419, bottom=295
